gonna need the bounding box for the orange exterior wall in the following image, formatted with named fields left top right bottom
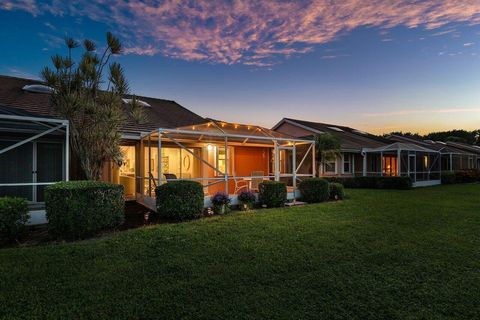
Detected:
left=206, top=146, right=270, bottom=195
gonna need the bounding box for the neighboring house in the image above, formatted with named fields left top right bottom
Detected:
left=0, top=75, right=315, bottom=218
left=273, top=118, right=442, bottom=187
left=386, top=134, right=479, bottom=172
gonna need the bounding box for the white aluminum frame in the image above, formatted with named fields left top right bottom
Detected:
left=0, top=114, right=69, bottom=202
left=139, top=126, right=315, bottom=201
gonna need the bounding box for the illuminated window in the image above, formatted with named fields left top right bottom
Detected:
left=424, top=155, right=429, bottom=168
left=213, top=146, right=233, bottom=176
left=382, top=156, right=398, bottom=176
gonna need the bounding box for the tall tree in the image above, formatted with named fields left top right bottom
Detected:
left=42, top=33, right=128, bottom=180
left=314, top=133, right=342, bottom=176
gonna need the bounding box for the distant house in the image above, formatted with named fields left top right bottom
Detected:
left=273, top=118, right=443, bottom=187
left=386, top=134, right=480, bottom=172
left=0, top=75, right=315, bottom=221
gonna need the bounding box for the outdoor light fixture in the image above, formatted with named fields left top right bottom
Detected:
left=207, top=144, right=213, bottom=151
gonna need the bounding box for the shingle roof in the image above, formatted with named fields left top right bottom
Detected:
left=274, top=118, right=390, bottom=151
left=446, top=141, right=480, bottom=155
left=387, top=134, right=469, bottom=155
left=0, top=75, right=206, bottom=133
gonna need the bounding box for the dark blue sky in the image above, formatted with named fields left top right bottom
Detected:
left=1, top=1, right=479, bottom=133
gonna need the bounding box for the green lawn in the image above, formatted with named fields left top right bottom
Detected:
left=1, top=185, right=480, bottom=319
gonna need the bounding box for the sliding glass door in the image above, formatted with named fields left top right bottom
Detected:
left=0, top=140, right=64, bottom=202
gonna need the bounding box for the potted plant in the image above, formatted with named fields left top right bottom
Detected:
left=211, top=192, right=231, bottom=215
left=238, top=190, right=256, bottom=211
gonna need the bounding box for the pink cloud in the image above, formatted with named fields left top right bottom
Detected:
left=3, top=0, right=480, bottom=66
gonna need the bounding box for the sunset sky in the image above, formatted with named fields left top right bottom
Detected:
left=1, top=0, right=479, bottom=134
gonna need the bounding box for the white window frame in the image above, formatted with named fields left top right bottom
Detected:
left=323, top=159, right=337, bottom=174
left=342, top=154, right=351, bottom=174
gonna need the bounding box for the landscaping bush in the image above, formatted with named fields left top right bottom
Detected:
left=0, top=197, right=29, bottom=243
left=155, top=180, right=204, bottom=220
left=441, top=172, right=456, bottom=184
left=454, top=169, right=480, bottom=183
left=323, top=176, right=412, bottom=189
left=211, top=191, right=231, bottom=214
left=329, top=183, right=345, bottom=200
left=45, top=181, right=124, bottom=239
left=298, top=178, right=330, bottom=203
left=377, top=177, right=413, bottom=189
left=258, top=181, right=287, bottom=208
left=237, top=190, right=256, bottom=211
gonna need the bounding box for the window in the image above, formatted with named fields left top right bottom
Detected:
left=469, top=157, right=474, bottom=169
left=213, top=146, right=233, bottom=176
left=343, top=154, right=351, bottom=173
left=324, top=160, right=336, bottom=173
left=382, top=156, right=398, bottom=176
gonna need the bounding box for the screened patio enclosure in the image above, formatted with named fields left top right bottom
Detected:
left=138, top=119, right=316, bottom=208
left=0, top=112, right=69, bottom=206
left=362, top=142, right=441, bottom=187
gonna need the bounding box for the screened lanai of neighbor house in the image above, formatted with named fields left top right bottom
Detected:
left=362, top=142, right=441, bottom=187
left=0, top=105, right=69, bottom=223
left=138, top=119, right=316, bottom=208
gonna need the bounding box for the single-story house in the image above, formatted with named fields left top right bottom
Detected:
left=272, top=118, right=442, bottom=187
left=386, top=134, right=479, bottom=172
left=0, top=75, right=315, bottom=221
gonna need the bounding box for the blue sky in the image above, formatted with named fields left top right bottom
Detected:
left=1, top=1, right=479, bottom=134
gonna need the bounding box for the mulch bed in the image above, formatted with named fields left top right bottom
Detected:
left=2, top=201, right=165, bottom=249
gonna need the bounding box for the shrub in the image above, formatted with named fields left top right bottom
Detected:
left=322, top=176, right=412, bottom=190
left=454, top=169, right=480, bottom=183
left=211, top=191, right=231, bottom=214
left=329, top=183, right=345, bottom=200
left=238, top=190, right=256, bottom=211
left=376, top=177, right=412, bottom=189
left=45, top=181, right=124, bottom=239
left=258, top=181, right=287, bottom=208
left=441, top=172, right=456, bottom=184
left=0, top=197, right=29, bottom=243
left=298, top=178, right=330, bottom=203
left=155, top=180, right=204, bottom=220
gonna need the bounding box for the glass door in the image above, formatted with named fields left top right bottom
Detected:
left=36, top=142, right=64, bottom=202
left=0, top=140, right=34, bottom=200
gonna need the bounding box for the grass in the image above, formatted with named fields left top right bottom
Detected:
left=1, top=184, right=480, bottom=319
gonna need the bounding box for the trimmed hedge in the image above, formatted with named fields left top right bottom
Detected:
left=329, top=183, right=345, bottom=200
left=0, top=197, right=29, bottom=243
left=155, top=181, right=204, bottom=220
left=441, top=172, right=456, bottom=184
left=258, top=181, right=287, bottom=208
left=45, top=181, right=124, bottom=239
left=298, top=178, right=329, bottom=203
left=442, top=170, right=480, bottom=184
left=323, top=176, right=412, bottom=190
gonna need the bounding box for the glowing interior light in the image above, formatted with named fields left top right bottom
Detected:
left=207, top=144, right=213, bottom=151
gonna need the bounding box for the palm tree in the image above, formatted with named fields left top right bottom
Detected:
left=42, top=32, right=128, bottom=180
left=314, top=133, right=341, bottom=176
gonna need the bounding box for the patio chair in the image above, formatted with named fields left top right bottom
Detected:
left=250, top=171, right=264, bottom=191
left=233, top=171, right=249, bottom=194
left=163, top=173, right=178, bottom=181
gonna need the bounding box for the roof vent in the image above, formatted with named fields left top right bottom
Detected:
left=327, top=126, right=344, bottom=132
left=22, top=84, right=54, bottom=94
left=122, top=98, right=151, bottom=108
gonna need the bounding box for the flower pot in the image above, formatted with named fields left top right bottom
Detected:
left=213, top=204, right=229, bottom=215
